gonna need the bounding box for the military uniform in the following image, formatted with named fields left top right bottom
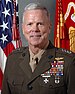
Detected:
left=1, top=41, right=75, bottom=94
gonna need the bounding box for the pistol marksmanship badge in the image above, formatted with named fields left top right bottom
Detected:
left=50, top=57, right=64, bottom=84
left=41, top=70, right=50, bottom=84
left=41, top=57, right=64, bottom=84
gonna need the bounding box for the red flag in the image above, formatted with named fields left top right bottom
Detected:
left=54, top=0, right=75, bottom=52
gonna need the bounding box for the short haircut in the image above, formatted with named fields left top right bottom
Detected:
left=22, top=2, right=50, bottom=23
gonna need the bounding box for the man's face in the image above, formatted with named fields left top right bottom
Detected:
left=22, top=9, right=51, bottom=47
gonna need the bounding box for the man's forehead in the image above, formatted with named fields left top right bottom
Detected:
left=24, top=9, right=48, bottom=16
left=23, top=9, right=50, bottom=23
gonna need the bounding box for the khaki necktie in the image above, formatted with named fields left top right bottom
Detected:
left=29, top=57, right=38, bottom=72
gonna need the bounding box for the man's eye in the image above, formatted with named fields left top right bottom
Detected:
left=27, top=23, right=32, bottom=26
left=37, top=22, right=44, bottom=26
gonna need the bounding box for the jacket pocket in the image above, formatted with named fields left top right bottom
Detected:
left=7, top=77, right=24, bottom=94
left=39, top=76, right=65, bottom=89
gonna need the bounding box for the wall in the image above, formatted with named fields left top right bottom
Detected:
left=18, top=0, right=56, bottom=46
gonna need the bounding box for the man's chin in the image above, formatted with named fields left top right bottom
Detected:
left=30, top=41, right=41, bottom=46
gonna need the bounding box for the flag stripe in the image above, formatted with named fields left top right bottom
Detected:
left=0, top=69, right=3, bottom=88
left=0, top=47, right=7, bottom=73
left=3, top=42, right=15, bottom=57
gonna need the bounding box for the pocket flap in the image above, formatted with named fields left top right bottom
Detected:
left=8, top=77, right=24, bottom=86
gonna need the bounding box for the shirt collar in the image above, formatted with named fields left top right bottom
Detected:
left=29, top=41, right=49, bottom=62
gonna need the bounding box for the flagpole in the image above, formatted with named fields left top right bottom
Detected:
left=12, top=0, right=22, bottom=48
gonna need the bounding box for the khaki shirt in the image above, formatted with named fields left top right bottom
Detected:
left=29, top=42, right=49, bottom=72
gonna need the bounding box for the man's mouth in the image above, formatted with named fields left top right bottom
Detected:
left=30, top=35, right=41, bottom=38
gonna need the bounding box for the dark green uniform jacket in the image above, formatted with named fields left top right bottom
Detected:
left=1, top=41, right=75, bottom=94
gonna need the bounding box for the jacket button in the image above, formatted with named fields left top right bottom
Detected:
left=22, top=53, right=25, bottom=57
left=12, top=81, right=16, bottom=86
left=27, top=85, right=33, bottom=90
left=49, top=85, right=53, bottom=88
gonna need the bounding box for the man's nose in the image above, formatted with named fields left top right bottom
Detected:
left=32, top=24, right=39, bottom=31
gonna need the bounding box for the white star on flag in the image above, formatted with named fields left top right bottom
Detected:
left=0, top=34, right=8, bottom=44
left=0, top=21, right=9, bottom=31
left=6, top=0, right=11, bottom=4
left=2, top=8, right=10, bottom=18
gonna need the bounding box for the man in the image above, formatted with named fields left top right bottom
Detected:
left=1, top=2, right=75, bottom=94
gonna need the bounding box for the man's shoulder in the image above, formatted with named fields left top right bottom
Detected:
left=55, top=48, right=75, bottom=66
left=9, top=46, right=28, bottom=56
left=56, top=48, right=75, bottom=57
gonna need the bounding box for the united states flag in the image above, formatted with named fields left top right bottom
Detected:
left=0, top=0, right=22, bottom=93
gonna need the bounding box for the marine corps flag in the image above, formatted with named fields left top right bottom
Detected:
left=54, top=0, right=75, bottom=52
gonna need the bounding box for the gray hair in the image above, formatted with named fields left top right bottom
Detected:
left=22, top=2, right=50, bottom=23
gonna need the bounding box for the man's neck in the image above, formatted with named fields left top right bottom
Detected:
left=29, top=41, right=49, bottom=55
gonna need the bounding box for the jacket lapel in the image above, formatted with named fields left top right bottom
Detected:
left=27, top=45, right=56, bottom=85
left=19, top=48, right=32, bottom=79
